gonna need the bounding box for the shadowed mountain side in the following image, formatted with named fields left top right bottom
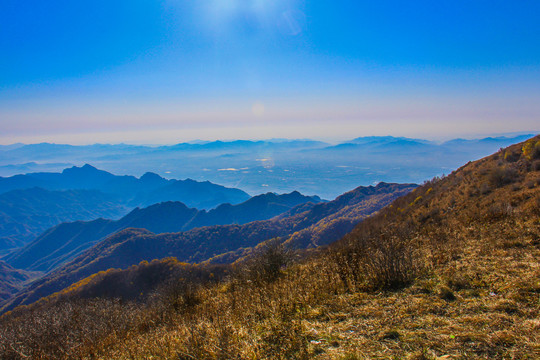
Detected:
left=0, top=261, right=41, bottom=303
left=129, top=178, right=251, bottom=209
left=0, top=183, right=415, bottom=311
left=205, top=183, right=418, bottom=263
left=4, top=192, right=321, bottom=273
left=185, top=191, right=322, bottom=229
left=0, top=164, right=251, bottom=209
left=0, top=164, right=115, bottom=194
left=0, top=188, right=129, bottom=251
left=0, top=165, right=251, bottom=250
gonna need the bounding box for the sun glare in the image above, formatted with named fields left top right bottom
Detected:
left=198, top=0, right=303, bottom=35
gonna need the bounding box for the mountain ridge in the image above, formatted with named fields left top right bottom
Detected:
left=0, top=165, right=251, bottom=250
left=4, top=191, right=322, bottom=273
left=0, top=182, right=415, bottom=312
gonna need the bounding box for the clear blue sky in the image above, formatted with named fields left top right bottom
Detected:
left=1, top=0, right=539, bottom=144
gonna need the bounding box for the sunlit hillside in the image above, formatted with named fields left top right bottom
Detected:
left=1, top=136, right=538, bottom=359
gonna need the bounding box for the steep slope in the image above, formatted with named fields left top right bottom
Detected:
left=1, top=183, right=415, bottom=311
left=0, top=261, right=41, bottom=303
left=0, top=188, right=128, bottom=250
left=5, top=192, right=321, bottom=273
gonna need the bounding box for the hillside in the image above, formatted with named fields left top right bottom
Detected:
left=130, top=178, right=252, bottom=209
left=0, top=188, right=128, bottom=251
left=0, top=165, right=251, bottom=250
left=4, top=191, right=321, bottom=273
left=0, top=261, right=41, bottom=303
left=0, top=182, right=415, bottom=312
left=0, top=136, right=538, bottom=359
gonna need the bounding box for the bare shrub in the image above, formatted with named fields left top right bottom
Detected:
left=0, top=298, right=143, bottom=360
left=335, top=224, right=420, bottom=291
left=328, top=244, right=363, bottom=293
left=150, top=278, right=202, bottom=316
left=240, top=238, right=292, bottom=284
left=360, top=229, right=419, bottom=290
left=489, top=166, right=519, bottom=188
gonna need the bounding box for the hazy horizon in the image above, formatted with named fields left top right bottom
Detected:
left=0, top=131, right=537, bottom=147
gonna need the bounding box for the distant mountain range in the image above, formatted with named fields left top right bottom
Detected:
left=0, top=182, right=415, bottom=312
left=4, top=191, right=321, bottom=273
left=0, top=164, right=250, bottom=209
left=0, top=135, right=533, bottom=199
left=0, top=164, right=250, bottom=251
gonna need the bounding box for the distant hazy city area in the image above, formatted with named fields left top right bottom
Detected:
left=0, top=135, right=532, bottom=199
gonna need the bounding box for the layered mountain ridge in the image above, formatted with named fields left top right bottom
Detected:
left=0, top=182, right=415, bottom=312
left=4, top=191, right=321, bottom=273
left=0, top=164, right=250, bottom=251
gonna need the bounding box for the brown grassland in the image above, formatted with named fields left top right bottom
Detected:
left=0, top=136, right=539, bottom=359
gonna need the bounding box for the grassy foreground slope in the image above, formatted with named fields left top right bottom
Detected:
left=1, top=136, right=539, bottom=359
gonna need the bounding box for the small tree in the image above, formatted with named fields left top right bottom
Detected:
left=242, top=238, right=292, bottom=284
left=522, top=139, right=540, bottom=160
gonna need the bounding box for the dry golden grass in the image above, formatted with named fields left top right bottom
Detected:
left=1, top=136, right=539, bottom=359
left=81, top=224, right=538, bottom=359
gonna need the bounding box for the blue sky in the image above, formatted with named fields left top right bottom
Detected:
left=1, top=0, right=539, bottom=144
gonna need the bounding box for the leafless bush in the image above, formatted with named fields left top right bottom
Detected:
left=328, top=244, right=363, bottom=293
left=331, top=223, right=420, bottom=291
left=240, top=238, right=292, bottom=284
left=489, top=166, right=519, bottom=188
left=360, top=229, right=419, bottom=290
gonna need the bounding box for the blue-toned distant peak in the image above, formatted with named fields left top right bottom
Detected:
left=139, top=172, right=166, bottom=182
left=62, top=164, right=114, bottom=180
left=324, top=136, right=433, bottom=151
left=441, top=134, right=536, bottom=147
left=348, top=136, right=433, bottom=145
left=165, top=139, right=328, bottom=152
left=63, top=163, right=98, bottom=173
